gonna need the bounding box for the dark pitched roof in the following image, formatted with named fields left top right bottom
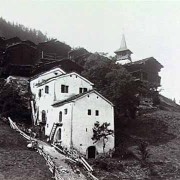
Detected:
left=124, top=57, right=163, bottom=68
left=6, top=42, right=37, bottom=50
left=32, top=58, right=84, bottom=75
left=52, top=89, right=114, bottom=107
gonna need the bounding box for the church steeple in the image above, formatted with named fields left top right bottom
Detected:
left=114, top=34, right=133, bottom=65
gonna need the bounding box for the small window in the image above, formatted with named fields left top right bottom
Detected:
left=88, top=109, right=91, bottom=115
left=64, top=109, right=68, bottom=114
left=79, top=88, right=87, bottom=94
left=79, top=88, right=83, bottom=94
left=42, top=110, right=46, bottom=123
left=45, top=86, right=49, bottom=94
left=95, top=110, right=99, bottom=116
left=38, top=89, right=42, bottom=97
left=59, top=111, right=62, bottom=122
left=61, top=85, right=69, bottom=93
left=58, top=129, right=61, bottom=140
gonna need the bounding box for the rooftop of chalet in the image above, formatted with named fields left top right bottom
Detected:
left=124, top=57, right=164, bottom=69
left=6, top=42, right=37, bottom=50
left=32, top=58, right=84, bottom=76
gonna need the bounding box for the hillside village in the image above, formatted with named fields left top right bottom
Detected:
left=1, top=20, right=180, bottom=179
left=0, top=33, right=164, bottom=151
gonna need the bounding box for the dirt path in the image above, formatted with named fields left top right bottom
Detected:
left=38, top=141, right=87, bottom=180
left=0, top=120, right=52, bottom=180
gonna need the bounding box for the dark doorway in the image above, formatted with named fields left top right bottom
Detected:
left=87, top=146, right=96, bottom=158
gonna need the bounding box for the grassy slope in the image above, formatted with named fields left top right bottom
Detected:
left=0, top=120, right=52, bottom=180
left=90, top=97, right=180, bottom=179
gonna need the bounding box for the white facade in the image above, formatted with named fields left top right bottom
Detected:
left=71, top=91, right=114, bottom=155
left=30, top=67, right=65, bottom=95
left=30, top=69, right=114, bottom=158
left=30, top=71, right=94, bottom=124
left=116, top=58, right=131, bottom=65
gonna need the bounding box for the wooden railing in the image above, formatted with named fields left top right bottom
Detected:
left=8, top=117, right=98, bottom=180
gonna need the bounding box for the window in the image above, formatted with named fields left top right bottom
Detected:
left=61, top=85, right=69, bottom=93
left=88, top=109, right=91, bottom=115
left=59, top=111, right=62, bottom=122
left=95, top=110, right=99, bottom=116
left=79, top=88, right=88, bottom=94
left=45, top=86, right=49, bottom=94
left=42, top=110, right=46, bottom=123
left=64, top=109, right=68, bottom=115
left=79, top=88, right=83, bottom=93
left=38, top=89, right=42, bottom=97
left=58, top=128, right=61, bottom=140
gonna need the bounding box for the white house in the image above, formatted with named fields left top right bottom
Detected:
left=30, top=68, right=114, bottom=158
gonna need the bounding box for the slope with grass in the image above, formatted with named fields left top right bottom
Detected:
left=0, top=120, right=52, bottom=180
left=89, top=98, right=180, bottom=179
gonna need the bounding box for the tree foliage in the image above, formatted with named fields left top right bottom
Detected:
left=92, top=121, right=114, bottom=153
left=82, top=53, right=141, bottom=120
left=0, top=77, right=31, bottom=123
left=0, top=17, right=48, bottom=44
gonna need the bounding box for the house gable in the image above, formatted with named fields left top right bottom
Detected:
left=30, top=67, right=66, bottom=82
left=52, top=90, right=113, bottom=107
left=36, top=72, right=94, bottom=87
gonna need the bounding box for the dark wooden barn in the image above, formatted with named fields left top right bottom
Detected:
left=38, top=39, right=71, bottom=59
left=124, top=57, right=163, bottom=89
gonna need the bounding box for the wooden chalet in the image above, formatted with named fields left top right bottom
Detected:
left=38, top=39, right=71, bottom=59
left=124, top=57, right=163, bottom=88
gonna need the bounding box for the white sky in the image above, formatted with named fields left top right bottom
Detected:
left=0, top=0, right=180, bottom=102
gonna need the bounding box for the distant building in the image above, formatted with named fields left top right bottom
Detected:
left=115, top=35, right=163, bottom=89
left=124, top=57, right=163, bottom=89
left=30, top=67, right=114, bottom=158
left=0, top=37, right=84, bottom=77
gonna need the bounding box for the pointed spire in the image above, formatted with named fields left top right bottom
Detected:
left=114, top=34, right=133, bottom=64
left=120, top=34, right=127, bottom=50
left=115, top=34, right=130, bottom=53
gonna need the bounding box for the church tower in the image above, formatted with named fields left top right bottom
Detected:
left=114, top=34, right=133, bottom=65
